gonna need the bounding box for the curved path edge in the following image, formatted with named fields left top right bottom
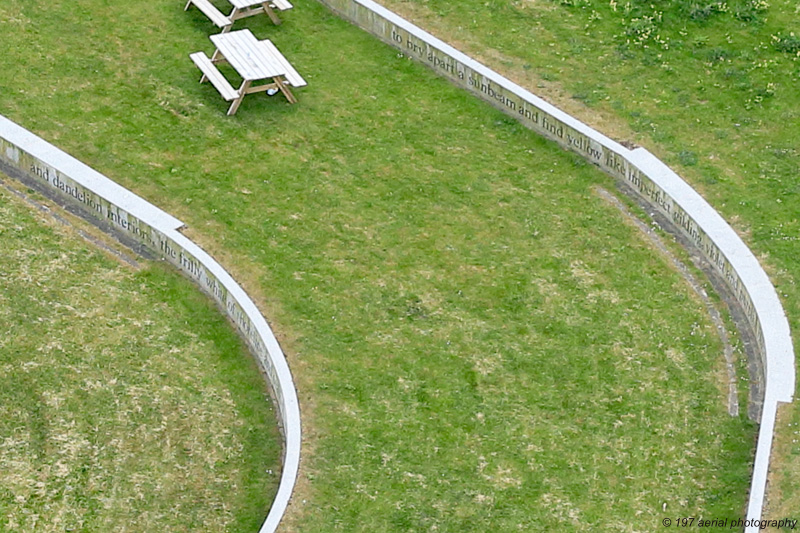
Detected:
left=0, top=114, right=299, bottom=533
left=314, top=0, right=794, bottom=527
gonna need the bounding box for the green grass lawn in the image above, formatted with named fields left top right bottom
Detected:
left=0, top=184, right=281, bottom=532
left=375, top=0, right=800, bottom=518
left=0, top=0, right=762, bottom=530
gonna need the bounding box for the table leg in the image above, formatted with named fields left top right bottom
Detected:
left=228, top=80, right=251, bottom=116
left=273, top=77, right=296, bottom=104
left=199, top=50, right=220, bottom=84
left=261, top=2, right=281, bottom=25
left=203, top=49, right=225, bottom=84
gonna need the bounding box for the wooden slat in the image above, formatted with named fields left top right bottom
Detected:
left=271, top=0, right=292, bottom=11
left=210, top=30, right=285, bottom=81
left=190, top=52, right=239, bottom=101
left=259, top=39, right=306, bottom=87
left=186, top=0, right=232, bottom=29
left=223, top=0, right=291, bottom=24
left=228, top=0, right=255, bottom=9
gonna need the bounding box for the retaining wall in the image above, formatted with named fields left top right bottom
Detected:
left=314, top=0, right=794, bottom=528
left=0, top=115, right=299, bottom=533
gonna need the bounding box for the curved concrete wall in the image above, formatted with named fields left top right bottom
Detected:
left=313, top=0, right=793, bottom=528
left=0, top=115, right=299, bottom=533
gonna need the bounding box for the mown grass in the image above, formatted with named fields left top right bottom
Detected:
left=0, top=185, right=281, bottom=532
left=378, top=0, right=800, bottom=519
left=0, top=0, right=760, bottom=530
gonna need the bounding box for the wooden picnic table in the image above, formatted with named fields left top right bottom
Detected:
left=190, top=29, right=306, bottom=115
left=228, top=0, right=293, bottom=25
left=185, top=0, right=293, bottom=32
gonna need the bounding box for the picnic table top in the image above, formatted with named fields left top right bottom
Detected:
left=210, top=29, right=286, bottom=81
left=228, top=0, right=266, bottom=10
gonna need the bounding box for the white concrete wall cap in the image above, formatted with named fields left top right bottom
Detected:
left=745, top=401, right=778, bottom=533
left=170, top=234, right=301, bottom=400
left=0, top=115, right=184, bottom=231
left=629, top=149, right=794, bottom=402
left=163, top=214, right=302, bottom=533
left=166, top=232, right=302, bottom=533
left=354, top=0, right=629, bottom=155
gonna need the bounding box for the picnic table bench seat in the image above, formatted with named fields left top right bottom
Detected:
left=190, top=51, right=239, bottom=101
left=185, top=0, right=232, bottom=31
left=270, top=0, right=292, bottom=11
